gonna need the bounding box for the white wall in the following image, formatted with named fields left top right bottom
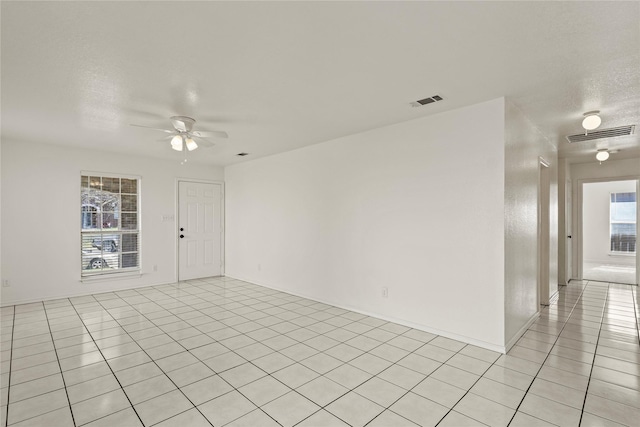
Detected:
left=504, top=101, right=558, bottom=348
left=1, top=140, right=223, bottom=305
left=583, top=180, right=636, bottom=266
left=225, top=99, right=507, bottom=350
left=569, top=157, right=640, bottom=279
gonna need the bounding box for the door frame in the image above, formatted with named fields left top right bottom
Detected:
left=538, top=157, right=551, bottom=306
left=575, top=176, right=639, bottom=285
left=565, top=176, right=572, bottom=285
left=175, top=178, right=225, bottom=282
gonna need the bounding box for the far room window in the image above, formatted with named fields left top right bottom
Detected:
left=81, top=174, right=140, bottom=277
left=610, top=192, right=636, bottom=253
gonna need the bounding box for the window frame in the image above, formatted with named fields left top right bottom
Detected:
left=609, top=191, right=636, bottom=255
left=80, top=171, right=142, bottom=279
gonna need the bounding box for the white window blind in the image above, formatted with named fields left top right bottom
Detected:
left=81, top=174, right=140, bottom=277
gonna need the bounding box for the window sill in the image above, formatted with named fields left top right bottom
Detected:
left=81, top=270, right=142, bottom=283
left=608, top=252, right=636, bottom=257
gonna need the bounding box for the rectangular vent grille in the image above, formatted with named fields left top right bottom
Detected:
left=566, top=125, right=635, bottom=143
left=412, top=95, right=444, bottom=107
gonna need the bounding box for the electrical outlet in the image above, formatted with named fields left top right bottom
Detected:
left=2, top=280, right=10, bottom=288
left=382, top=287, right=388, bottom=298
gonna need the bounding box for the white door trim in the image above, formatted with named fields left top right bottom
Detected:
left=175, top=178, right=225, bottom=282
left=538, top=157, right=551, bottom=306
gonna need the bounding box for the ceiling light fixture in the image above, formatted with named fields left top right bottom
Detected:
left=582, top=111, right=602, bottom=132
left=596, top=149, right=609, bottom=162
left=185, top=138, right=198, bottom=151
left=171, top=135, right=183, bottom=151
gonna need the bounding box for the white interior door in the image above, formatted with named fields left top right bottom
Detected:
left=178, top=181, right=222, bottom=280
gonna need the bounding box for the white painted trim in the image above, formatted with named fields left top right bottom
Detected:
left=538, top=159, right=551, bottom=305
left=81, top=271, right=142, bottom=283
left=504, top=310, right=540, bottom=353
left=80, top=173, right=143, bottom=280
left=80, top=171, right=142, bottom=180
left=226, top=275, right=507, bottom=353
left=538, top=156, right=551, bottom=168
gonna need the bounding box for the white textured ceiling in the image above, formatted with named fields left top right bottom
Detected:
left=2, top=1, right=639, bottom=166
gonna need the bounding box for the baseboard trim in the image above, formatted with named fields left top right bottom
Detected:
left=504, top=310, right=540, bottom=353
left=226, top=274, right=507, bottom=354
left=0, top=280, right=178, bottom=307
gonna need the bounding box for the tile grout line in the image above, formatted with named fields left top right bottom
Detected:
left=577, top=283, right=609, bottom=426
left=6, top=278, right=636, bottom=427
left=40, top=300, right=78, bottom=427
left=149, top=281, right=359, bottom=426
left=139, top=280, right=442, bottom=426
left=156, top=279, right=529, bottom=427
left=504, top=281, right=591, bottom=426
left=130, top=279, right=330, bottom=426
left=67, top=297, right=148, bottom=427
left=633, top=285, right=640, bottom=345
left=433, top=285, right=589, bottom=427
left=3, top=308, right=16, bottom=427
left=86, top=282, right=300, bottom=424
left=76, top=293, right=225, bottom=427
left=363, top=340, right=476, bottom=427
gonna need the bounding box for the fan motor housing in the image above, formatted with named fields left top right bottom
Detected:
left=171, top=116, right=196, bottom=132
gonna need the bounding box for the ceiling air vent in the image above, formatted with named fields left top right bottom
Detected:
left=566, top=125, right=635, bottom=143
left=411, top=95, right=444, bottom=107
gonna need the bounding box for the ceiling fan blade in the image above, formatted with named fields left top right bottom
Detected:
left=130, top=123, right=175, bottom=134
left=192, top=130, right=228, bottom=139
left=191, top=135, right=215, bottom=147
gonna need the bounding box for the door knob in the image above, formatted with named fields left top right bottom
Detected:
left=180, top=227, right=184, bottom=231
left=567, top=235, right=572, bottom=238
left=180, top=234, right=184, bottom=238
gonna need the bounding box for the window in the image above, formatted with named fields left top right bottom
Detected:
left=610, top=192, right=636, bottom=253
left=81, top=174, right=140, bottom=277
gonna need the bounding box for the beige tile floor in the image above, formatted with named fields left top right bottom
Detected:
left=1, top=277, right=638, bottom=426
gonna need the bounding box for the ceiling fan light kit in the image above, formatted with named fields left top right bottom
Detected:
left=131, top=115, right=228, bottom=155
left=185, top=138, right=198, bottom=151
left=171, top=135, right=183, bottom=151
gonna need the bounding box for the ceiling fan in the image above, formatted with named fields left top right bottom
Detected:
left=131, top=116, right=228, bottom=152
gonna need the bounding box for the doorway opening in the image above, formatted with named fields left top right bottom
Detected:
left=581, top=179, right=637, bottom=285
